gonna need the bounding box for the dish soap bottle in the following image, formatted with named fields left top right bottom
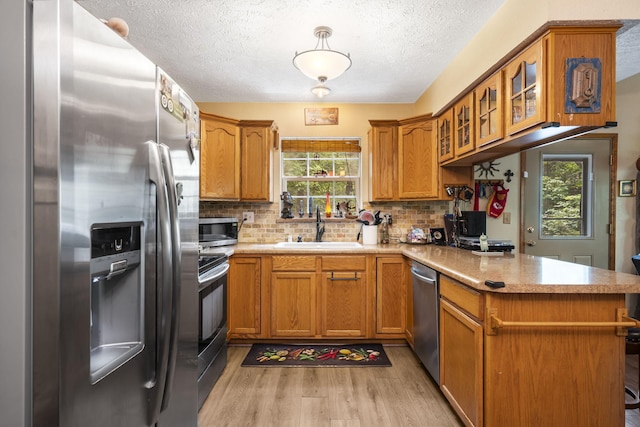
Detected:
left=325, top=192, right=332, bottom=218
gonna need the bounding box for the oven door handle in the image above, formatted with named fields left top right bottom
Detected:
left=199, top=262, right=230, bottom=289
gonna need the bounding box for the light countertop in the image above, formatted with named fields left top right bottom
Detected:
left=226, top=242, right=640, bottom=294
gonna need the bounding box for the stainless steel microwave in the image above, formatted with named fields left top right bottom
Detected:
left=198, top=217, right=238, bottom=248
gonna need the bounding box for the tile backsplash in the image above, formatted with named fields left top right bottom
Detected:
left=200, top=200, right=451, bottom=244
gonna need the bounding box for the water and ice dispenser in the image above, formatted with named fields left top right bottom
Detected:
left=89, top=223, right=144, bottom=384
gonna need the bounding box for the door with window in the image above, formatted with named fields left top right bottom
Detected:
left=523, top=137, right=612, bottom=268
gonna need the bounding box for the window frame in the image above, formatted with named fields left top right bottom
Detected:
left=280, top=138, right=362, bottom=215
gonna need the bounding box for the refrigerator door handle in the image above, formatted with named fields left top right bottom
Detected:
left=146, top=142, right=174, bottom=426
left=158, top=143, right=182, bottom=411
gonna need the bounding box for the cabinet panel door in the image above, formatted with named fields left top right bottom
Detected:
left=398, top=122, right=438, bottom=199
left=453, top=93, right=475, bottom=157
left=376, top=257, right=405, bottom=335
left=475, top=72, right=503, bottom=147
left=321, top=272, right=366, bottom=337
left=437, top=110, right=454, bottom=163
left=440, top=299, right=483, bottom=427
left=271, top=271, right=316, bottom=337
left=369, top=126, right=397, bottom=200
left=200, top=117, right=240, bottom=199
left=228, top=257, right=261, bottom=336
left=504, top=40, right=545, bottom=136
left=240, top=126, right=271, bottom=201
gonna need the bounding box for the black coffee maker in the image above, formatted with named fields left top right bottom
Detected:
left=457, top=211, right=486, bottom=237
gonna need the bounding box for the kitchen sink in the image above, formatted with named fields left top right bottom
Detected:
left=273, top=241, right=363, bottom=249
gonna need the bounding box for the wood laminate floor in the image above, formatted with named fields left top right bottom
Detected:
left=198, top=345, right=463, bottom=427
left=199, top=345, right=640, bottom=427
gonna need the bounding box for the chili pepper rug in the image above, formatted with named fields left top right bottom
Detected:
left=241, top=343, right=391, bottom=367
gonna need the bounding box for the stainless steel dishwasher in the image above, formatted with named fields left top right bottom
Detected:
left=411, top=260, right=440, bottom=384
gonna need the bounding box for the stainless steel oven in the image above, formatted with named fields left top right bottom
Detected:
left=197, top=253, right=229, bottom=408
left=199, top=217, right=238, bottom=248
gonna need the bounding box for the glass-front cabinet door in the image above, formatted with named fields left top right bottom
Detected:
left=437, top=109, right=453, bottom=163
left=475, top=72, right=503, bottom=147
left=504, top=39, right=544, bottom=136
left=453, top=93, right=475, bottom=157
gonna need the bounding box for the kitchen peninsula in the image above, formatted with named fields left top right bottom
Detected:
left=221, top=243, right=640, bottom=427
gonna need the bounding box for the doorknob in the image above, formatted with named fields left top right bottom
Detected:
left=526, top=240, right=537, bottom=246
left=527, top=227, right=535, bottom=233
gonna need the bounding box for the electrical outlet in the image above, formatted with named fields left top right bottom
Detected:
left=243, top=211, right=254, bottom=224
left=502, top=212, right=511, bottom=224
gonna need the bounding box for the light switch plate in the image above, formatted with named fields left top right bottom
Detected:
left=502, top=212, right=511, bottom=224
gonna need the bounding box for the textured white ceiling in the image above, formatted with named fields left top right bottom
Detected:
left=77, top=0, right=639, bottom=103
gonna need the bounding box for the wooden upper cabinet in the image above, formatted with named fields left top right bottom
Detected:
left=437, top=109, right=454, bottom=163
left=239, top=122, right=273, bottom=201
left=453, top=92, right=475, bottom=157
left=200, top=113, right=240, bottom=200
left=200, top=113, right=275, bottom=201
left=544, top=26, right=617, bottom=127
left=368, top=122, right=398, bottom=201
left=504, top=39, right=544, bottom=136
left=398, top=118, right=438, bottom=199
left=474, top=72, right=503, bottom=147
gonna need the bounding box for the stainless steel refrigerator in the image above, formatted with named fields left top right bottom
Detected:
left=32, top=1, right=199, bottom=425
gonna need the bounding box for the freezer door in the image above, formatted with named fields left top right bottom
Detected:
left=33, top=2, right=157, bottom=426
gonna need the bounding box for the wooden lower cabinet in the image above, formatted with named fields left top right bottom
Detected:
left=376, top=256, right=406, bottom=336
left=229, top=254, right=410, bottom=340
left=228, top=256, right=261, bottom=337
left=439, top=274, right=627, bottom=427
left=270, top=271, right=317, bottom=337
left=320, top=271, right=366, bottom=337
left=440, top=298, right=483, bottom=427
left=483, top=293, right=625, bottom=427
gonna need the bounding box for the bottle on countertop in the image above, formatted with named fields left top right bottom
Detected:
left=325, top=192, right=332, bottom=218
left=381, top=215, right=390, bottom=244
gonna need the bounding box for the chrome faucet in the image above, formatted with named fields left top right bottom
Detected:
left=315, top=206, right=325, bottom=242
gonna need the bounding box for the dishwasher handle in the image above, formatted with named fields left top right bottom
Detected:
left=411, top=267, right=437, bottom=284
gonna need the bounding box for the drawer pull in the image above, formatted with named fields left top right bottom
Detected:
left=329, top=272, right=360, bottom=281
left=487, top=307, right=640, bottom=336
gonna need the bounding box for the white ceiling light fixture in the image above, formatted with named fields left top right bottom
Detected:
left=293, top=26, right=352, bottom=82
left=311, top=77, right=331, bottom=98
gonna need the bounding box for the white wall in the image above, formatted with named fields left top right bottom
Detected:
left=610, top=73, right=640, bottom=273
left=472, top=153, right=521, bottom=242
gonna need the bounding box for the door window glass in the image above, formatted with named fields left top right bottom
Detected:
left=540, top=154, right=593, bottom=238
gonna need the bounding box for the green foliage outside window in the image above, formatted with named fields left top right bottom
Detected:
left=282, top=151, right=360, bottom=214
left=541, top=158, right=587, bottom=236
